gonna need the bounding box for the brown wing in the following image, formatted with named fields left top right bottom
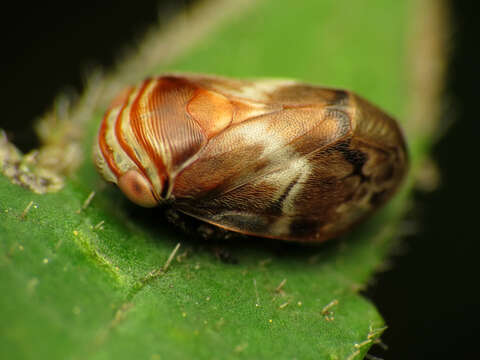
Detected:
left=173, top=81, right=407, bottom=242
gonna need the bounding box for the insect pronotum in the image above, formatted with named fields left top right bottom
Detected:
left=94, top=74, right=408, bottom=243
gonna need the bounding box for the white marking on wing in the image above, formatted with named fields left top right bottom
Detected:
left=266, top=155, right=312, bottom=237
left=236, top=79, right=297, bottom=100
left=231, top=120, right=285, bottom=157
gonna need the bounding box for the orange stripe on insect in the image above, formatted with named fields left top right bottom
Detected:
left=98, top=107, right=122, bottom=179
left=115, top=79, right=155, bottom=180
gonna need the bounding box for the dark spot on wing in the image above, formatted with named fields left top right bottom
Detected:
left=370, top=190, right=389, bottom=206
left=334, top=140, right=368, bottom=181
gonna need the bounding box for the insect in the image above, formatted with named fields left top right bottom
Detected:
left=94, top=74, right=408, bottom=243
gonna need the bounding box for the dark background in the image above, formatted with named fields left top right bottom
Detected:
left=2, top=1, right=478, bottom=359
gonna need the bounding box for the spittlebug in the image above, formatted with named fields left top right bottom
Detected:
left=94, top=74, right=408, bottom=242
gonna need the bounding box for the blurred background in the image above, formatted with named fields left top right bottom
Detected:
left=1, top=1, right=478, bottom=358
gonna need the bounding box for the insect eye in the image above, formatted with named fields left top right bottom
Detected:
left=118, top=169, right=158, bottom=208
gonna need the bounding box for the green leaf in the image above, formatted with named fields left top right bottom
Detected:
left=0, top=0, right=445, bottom=359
